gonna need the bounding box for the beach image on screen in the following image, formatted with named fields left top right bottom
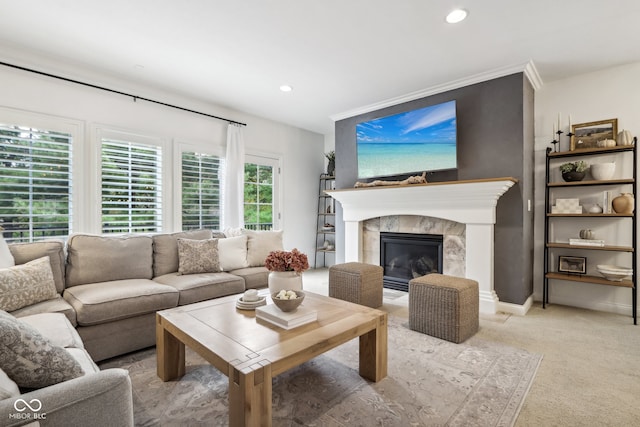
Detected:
left=356, top=100, right=457, bottom=178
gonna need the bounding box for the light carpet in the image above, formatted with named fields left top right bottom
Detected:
left=100, top=315, right=542, bottom=426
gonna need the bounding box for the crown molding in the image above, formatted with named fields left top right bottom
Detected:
left=330, top=60, right=543, bottom=122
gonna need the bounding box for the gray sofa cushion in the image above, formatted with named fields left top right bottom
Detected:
left=9, top=240, right=66, bottom=293
left=63, top=279, right=179, bottom=326
left=152, top=229, right=213, bottom=277
left=18, top=312, right=84, bottom=349
left=10, top=295, right=77, bottom=326
left=153, top=272, right=245, bottom=305
left=230, top=266, right=270, bottom=290
left=0, top=310, right=84, bottom=389
left=0, top=368, right=19, bottom=400
left=66, top=234, right=153, bottom=287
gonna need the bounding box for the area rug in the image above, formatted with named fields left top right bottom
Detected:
left=100, top=315, right=542, bottom=426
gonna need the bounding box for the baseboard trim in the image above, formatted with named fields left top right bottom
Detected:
left=497, top=295, right=533, bottom=316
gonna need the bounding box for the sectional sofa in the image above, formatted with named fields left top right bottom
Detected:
left=0, top=228, right=280, bottom=426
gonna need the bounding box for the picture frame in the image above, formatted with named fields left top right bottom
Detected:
left=558, top=255, right=587, bottom=274
left=570, top=118, right=618, bottom=151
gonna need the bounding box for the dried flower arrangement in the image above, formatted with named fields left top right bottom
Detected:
left=264, top=248, right=309, bottom=274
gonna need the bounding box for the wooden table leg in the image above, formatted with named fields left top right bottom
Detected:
left=359, top=312, right=388, bottom=382
left=156, top=314, right=185, bottom=381
left=228, top=360, right=272, bottom=427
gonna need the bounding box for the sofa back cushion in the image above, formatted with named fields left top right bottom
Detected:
left=9, top=240, right=66, bottom=293
left=152, top=229, right=216, bottom=277
left=66, top=234, right=153, bottom=287
left=244, top=229, right=284, bottom=267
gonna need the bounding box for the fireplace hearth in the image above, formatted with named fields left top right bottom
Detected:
left=380, top=232, right=443, bottom=292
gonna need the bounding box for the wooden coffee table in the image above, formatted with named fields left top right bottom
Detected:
left=156, top=291, right=387, bottom=426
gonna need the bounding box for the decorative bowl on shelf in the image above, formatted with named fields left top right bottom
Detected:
left=272, top=290, right=305, bottom=312
left=596, top=265, right=633, bottom=281
left=590, top=162, right=615, bottom=181
left=561, top=171, right=586, bottom=182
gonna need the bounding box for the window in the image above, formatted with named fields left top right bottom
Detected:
left=244, top=155, right=279, bottom=230
left=0, top=124, right=72, bottom=242
left=101, top=136, right=162, bottom=233
left=181, top=151, right=223, bottom=230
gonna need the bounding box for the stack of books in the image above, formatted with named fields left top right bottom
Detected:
left=255, top=304, right=317, bottom=329
left=569, top=238, right=605, bottom=247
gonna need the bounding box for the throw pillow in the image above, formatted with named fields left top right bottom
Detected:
left=177, top=238, right=220, bottom=275
left=0, top=256, right=57, bottom=312
left=0, top=310, right=84, bottom=389
left=218, top=235, right=249, bottom=271
left=244, top=229, right=284, bottom=267
left=0, top=236, right=14, bottom=269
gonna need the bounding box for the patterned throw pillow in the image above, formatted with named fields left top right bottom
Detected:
left=0, top=256, right=57, bottom=312
left=177, top=238, right=220, bottom=275
left=0, top=310, right=84, bottom=389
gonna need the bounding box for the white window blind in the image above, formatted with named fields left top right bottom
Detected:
left=0, top=124, right=72, bottom=242
left=101, top=138, right=162, bottom=233
left=181, top=151, right=223, bottom=230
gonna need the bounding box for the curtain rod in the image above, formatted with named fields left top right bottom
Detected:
left=0, top=61, right=247, bottom=127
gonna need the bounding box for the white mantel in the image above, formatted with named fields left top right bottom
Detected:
left=326, top=177, right=517, bottom=314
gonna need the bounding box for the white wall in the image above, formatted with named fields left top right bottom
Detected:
left=534, top=61, right=639, bottom=316
left=0, top=64, right=325, bottom=257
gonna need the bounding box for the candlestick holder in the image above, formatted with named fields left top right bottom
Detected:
left=566, top=132, right=574, bottom=150
left=550, top=138, right=558, bottom=152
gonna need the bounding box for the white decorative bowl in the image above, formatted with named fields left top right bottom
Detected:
left=590, top=162, right=615, bottom=181
left=596, top=264, right=632, bottom=281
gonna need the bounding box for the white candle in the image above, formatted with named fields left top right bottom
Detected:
left=557, top=113, right=561, bottom=132
left=568, top=114, right=572, bottom=131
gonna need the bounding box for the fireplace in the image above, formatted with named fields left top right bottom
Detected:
left=380, top=232, right=443, bottom=292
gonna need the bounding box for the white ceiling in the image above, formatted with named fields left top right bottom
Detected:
left=1, top=0, right=639, bottom=135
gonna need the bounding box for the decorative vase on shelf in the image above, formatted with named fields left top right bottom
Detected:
left=612, top=193, right=634, bottom=214
left=268, top=271, right=303, bottom=294
left=327, top=158, right=335, bottom=176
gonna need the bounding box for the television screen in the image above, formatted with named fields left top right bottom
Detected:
left=356, top=100, right=457, bottom=179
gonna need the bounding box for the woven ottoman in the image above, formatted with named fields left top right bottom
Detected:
left=329, top=262, right=383, bottom=308
left=409, top=273, right=479, bottom=343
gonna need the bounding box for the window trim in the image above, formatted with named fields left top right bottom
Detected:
left=0, top=106, right=84, bottom=237
left=174, top=140, right=226, bottom=231
left=92, top=125, right=170, bottom=234
left=245, top=152, right=282, bottom=230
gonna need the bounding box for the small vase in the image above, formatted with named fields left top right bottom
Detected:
left=268, top=271, right=303, bottom=295
left=327, top=159, right=335, bottom=176
left=612, top=193, right=634, bottom=214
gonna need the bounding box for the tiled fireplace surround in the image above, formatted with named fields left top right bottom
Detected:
left=363, top=215, right=466, bottom=278
left=327, top=178, right=516, bottom=314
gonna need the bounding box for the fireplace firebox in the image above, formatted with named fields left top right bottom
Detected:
left=380, top=232, right=443, bottom=292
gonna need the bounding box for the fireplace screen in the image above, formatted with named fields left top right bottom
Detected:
left=380, top=232, right=443, bottom=291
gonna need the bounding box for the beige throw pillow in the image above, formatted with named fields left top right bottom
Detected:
left=0, top=310, right=84, bottom=389
left=218, top=235, right=249, bottom=271
left=244, top=230, right=284, bottom=267
left=0, top=256, right=57, bottom=312
left=177, top=238, right=220, bottom=275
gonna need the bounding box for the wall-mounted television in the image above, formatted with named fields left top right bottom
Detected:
left=356, top=100, right=457, bottom=179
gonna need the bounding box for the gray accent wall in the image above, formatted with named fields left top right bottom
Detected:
left=334, top=72, right=535, bottom=305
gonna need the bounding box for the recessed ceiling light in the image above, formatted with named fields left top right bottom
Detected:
left=279, top=85, right=293, bottom=92
left=446, top=9, right=468, bottom=24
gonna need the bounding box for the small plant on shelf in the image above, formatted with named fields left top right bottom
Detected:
left=559, top=160, right=588, bottom=182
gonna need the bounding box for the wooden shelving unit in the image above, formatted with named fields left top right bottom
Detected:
left=543, top=145, right=637, bottom=324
